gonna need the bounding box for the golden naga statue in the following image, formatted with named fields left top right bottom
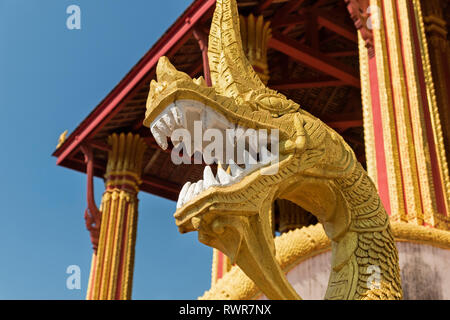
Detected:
left=144, top=0, right=402, bottom=300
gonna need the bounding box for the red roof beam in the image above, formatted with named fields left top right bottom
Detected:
left=327, top=119, right=363, bottom=131
left=316, top=10, right=358, bottom=43
left=323, top=111, right=363, bottom=130
left=325, top=50, right=358, bottom=57
left=269, top=33, right=360, bottom=88
left=271, top=14, right=307, bottom=29
left=272, top=0, right=307, bottom=25
left=68, top=153, right=180, bottom=198
left=255, top=0, right=275, bottom=15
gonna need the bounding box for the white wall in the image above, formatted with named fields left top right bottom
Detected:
left=260, top=242, right=450, bottom=300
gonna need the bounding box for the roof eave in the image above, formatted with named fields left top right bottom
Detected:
left=53, top=0, right=216, bottom=166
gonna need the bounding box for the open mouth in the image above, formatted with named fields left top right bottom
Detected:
left=149, top=99, right=279, bottom=210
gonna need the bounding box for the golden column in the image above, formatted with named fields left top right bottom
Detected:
left=349, top=0, right=450, bottom=229
left=421, top=0, right=450, bottom=165
left=86, top=133, right=147, bottom=300
left=211, top=13, right=272, bottom=285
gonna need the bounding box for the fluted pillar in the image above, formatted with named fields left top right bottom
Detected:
left=211, top=249, right=232, bottom=285
left=350, top=0, right=449, bottom=229
left=86, top=133, right=147, bottom=300
left=421, top=0, right=450, bottom=165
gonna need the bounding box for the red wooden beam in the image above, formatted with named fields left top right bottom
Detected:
left=323, top=111, right=362, bottom=122
left=189, top=63, right=204, bottom=78
left=140, top=174, right=181, bottom=195
left=317, top=10, right=358, bottom=43
left=193, top=27, right=212, bottom=86
left=273, top=0, right=307, bottom=25
left=80, top=145, right=102, bottom=252
left=271, top=14, right=307, bottom=28
left=325, top=50, right=358, bottom=57
left=89, top=140, right=111, bottom=152
left=306, top=11, right=319, bottom=49
left=269, top=33, right=360, bottom=87
left=140, top=180, right=179, bottom=201
left=269, top=77, right=344, bottom=90
left=272, top=10, right=357, bottom=44
left=327, top=119, right=363, bottom=130
left=255, top=0, right=274, bottom=14
left=66, top=152, right=180, bottom=201
left=323, top=111, right=363, bottom=130
left=53, top=0, right=216, bottom=166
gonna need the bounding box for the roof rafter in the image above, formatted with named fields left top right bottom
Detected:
left=269, top=32, right=360, bottom=87
left=272, top=0, right=307, bottom=25
left=255, top=0, right=274, bottom=14
left=316, top=9, right=358, bottom=43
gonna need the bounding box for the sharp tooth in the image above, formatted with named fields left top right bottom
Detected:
left=194, top=180, right=203, bottom=196
left=171, top=106, right=185, bottom=127
left=184, top=183, right=196, bottom=204
left=228, top=159, right=244, bottom=177
left=217, top=167, right=232, bottom=185
left=243, top=149, right=258, bottom=169
left=155, top=119, right=171, bottom=137
left=217, top=161, right=231, bottom=174
left=203, top=166, right=219, bottom=189
left=177, top=182, right=191, bottom=209
left=162, top=113, right=175, bottom=131
left=151, top=126, right=168, bottom=150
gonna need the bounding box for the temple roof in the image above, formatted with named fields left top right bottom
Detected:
left=53, top=0, right=364, bottom=201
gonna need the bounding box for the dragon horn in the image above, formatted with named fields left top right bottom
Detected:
left=208, top=0, right=266, bottom=97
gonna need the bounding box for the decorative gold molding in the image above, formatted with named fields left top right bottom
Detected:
left=413, top=0, right=450, bottom=218
left=211, top=248, right=219, bottom=285
left=371, top=0, right=405, bottom=222
left=396, top=0, right=437, bottom=225
left=391, top=222, right=450, bottom=249
left=358, top=33, right=377, bottom=184
left=211, top=249, right=232, bottom=285
left=384, top=0, right=424, bottom=224
left=359, top=0, right=450, bottom=228
left=201, top=222, right=450, bottom=300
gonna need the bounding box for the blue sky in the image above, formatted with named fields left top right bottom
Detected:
left=0, top=0, right=213, bottom=299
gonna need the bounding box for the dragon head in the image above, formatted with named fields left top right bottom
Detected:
left=144, top=0, right=357, bottom=300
